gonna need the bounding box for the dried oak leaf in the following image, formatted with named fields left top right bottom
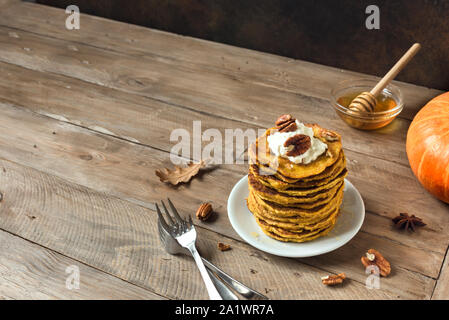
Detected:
left=155, top=160, right=205, bottom=185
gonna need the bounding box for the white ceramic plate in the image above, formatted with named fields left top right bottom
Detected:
left=227, top=175, right=365, bottom=258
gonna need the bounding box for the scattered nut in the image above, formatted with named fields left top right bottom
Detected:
left=322, top=273, right=345, bottom=286
left=218, top=242, right=231, bottom=251
left=196, top=202, right=213, bottom=221
left=284, top=134, right=311, bottom=157
left=361, top=249, right=391, bottom=277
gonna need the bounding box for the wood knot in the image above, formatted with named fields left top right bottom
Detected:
left=80, top=154, right=93, bottom=161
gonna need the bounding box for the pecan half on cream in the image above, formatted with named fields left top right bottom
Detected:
left=361, top=249, right=391, bottom=277
left=196, top=202, right=213, bottom=221
left=275, top=114, right=297, bottom=132
left=284, top=134, right=311, bottom=157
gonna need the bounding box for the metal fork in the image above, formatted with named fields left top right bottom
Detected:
left=158, top=218, right=238, bottom=300
left=156, top=199, right=222, bottom=300
left=158, top=217, right=268, bottom=300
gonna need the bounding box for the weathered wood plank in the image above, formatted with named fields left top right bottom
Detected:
left=0, top=26, right=417, bottom=167
left=0, top=1, right=442, bottom=121
left=0, top=0, right=16, bottom=9
left=432, top=250, right=449, bottom=300
left=0, top=101, right=444, bottom=288
left=0, top=157, right=400, bottom=299
left=0, top=1, right=445, bottom=299
left=0, top=229, right=164, bottom=299
left=0, top=62, right=447, bottom=259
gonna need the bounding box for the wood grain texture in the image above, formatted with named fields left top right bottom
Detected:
left=0, top=229, right=164, bottom=299
left=0, top=158, right=398, bottom=300
left=0, top=1, right=442, bottom=120
left=0, top=60, right=410, bottom=168
left=0, top=1, right=446, bottom=300
left=0, top=25, right=422, bottom=168
left=0, top=62, right=447, bottom=260
left=0, top=101, right=441, bottom=299
left=432, top=250, right=449, bottom=300
left=0, top=24, right=435, bottom=167
left=35, top=0, right=449, bottom=91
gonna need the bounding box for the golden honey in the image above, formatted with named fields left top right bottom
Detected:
left=336, top=92, right=398, bottom=130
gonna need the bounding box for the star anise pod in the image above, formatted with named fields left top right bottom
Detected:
left=392, top=213, right=426, bottom=232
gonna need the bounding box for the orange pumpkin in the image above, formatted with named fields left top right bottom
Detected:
left=406, top=92, right=449, bottom=204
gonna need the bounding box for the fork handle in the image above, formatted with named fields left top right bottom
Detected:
left=186, top=244, right=223, bottom=300
left=202, top=258, right=268, bottom=300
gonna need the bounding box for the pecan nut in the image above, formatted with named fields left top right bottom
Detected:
left=196, top=202, right=213, bottom=221
left=218, top=242, right=231, bottom=251
left=279, top=121, right=297, bottom=133
left=322, top=130, right=339, bottom=142
left=321, top=273, right=345, bottom=286
left=361, top=249, right=391, bottom=277
left=275, top=114, right=293, bottom=126
left=284, top=134, right=311, bottom=157
left=275, top=114, right=297, bottom=133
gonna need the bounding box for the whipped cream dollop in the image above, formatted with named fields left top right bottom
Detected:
left=267, top=121, right=327, bottom=164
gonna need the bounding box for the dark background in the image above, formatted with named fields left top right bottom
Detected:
left=37, top=0, right=449, bottom=90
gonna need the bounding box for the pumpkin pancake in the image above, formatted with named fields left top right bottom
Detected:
left=247, top=186, right=344, bottom=223
left=252, top=165, right=348, bottom=195
left=250, top=201, right=340, bottom=231
left=249, top=124, right=342, bottom=180
left=249, top=172, right=343, bottom=205
left=247, top=186, right=343, bottom=219
left=246, top=116, right=347, bottom=243
left=255, top=217, right=336, bottom=243
left=251, top=152, right=347, bottom=189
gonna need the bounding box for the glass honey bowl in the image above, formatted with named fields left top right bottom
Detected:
left=330, top=79, right=404, bottom=130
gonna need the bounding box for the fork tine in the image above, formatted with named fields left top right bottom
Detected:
left=155, top=203, right=171, bottom=231
left=167, top=198, right=185, bottom=223
left=187, top=214, right=193, bottom=226
left=161, top=201, right=175, bottom=225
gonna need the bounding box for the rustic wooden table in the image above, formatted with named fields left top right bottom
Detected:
left=0, top=0, right=448, bottom=300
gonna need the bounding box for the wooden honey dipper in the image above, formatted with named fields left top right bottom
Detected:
left=348, top=43, right=421, bottom=113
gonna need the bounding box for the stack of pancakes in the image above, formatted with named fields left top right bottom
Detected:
left=247, top=121, right=347, bottom=243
